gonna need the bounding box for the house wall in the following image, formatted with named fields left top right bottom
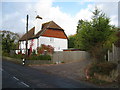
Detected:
left=18, top=36, right=68, bottom=54
left=39, top=36, right=68, bottom=51
left=19, top=41, right=26, bottom=54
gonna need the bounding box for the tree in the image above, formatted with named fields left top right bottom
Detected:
left=1, top=30, right=20, bottom=54
left=75, top=8, right=117, bottom=62
left=68, top=34, right=76, bottom=48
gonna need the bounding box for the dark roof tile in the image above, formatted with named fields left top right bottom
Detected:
left=19, top=21, right=67, bottom=41
left=19, top=27, right=35, bottom=41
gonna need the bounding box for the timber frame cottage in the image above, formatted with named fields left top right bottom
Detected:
left=18, top=15, right=68, bottom=54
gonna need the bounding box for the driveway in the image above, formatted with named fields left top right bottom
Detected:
left=30, top=59, right=92, bottom=82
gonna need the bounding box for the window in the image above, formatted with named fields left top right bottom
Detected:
left=58, top=47, right=60, bottom=50
left=22, top=41, right=24, bottom=44
left=50, top=38, right=54, bottom=42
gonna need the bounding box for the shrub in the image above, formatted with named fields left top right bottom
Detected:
left=9, top=53, right=25, bottom=59
left=28, top=55, right=38, bottom=60
left=14, top=54, right=25, bottom=59
left=31, top=49, right=36, bottom=56
left=2, top=52, right=9, bottom=57
left=38, top=55, right=51, bottom=60
left=117, top=74, right=120, bottom=85
left=28, top=55, right=51, bottom=60
left=37, top=44, right=54, bottom=55
left=89, top=62, right=117, bottom=77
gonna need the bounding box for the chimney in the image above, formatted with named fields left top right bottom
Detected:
left=35, top=15, right=42, bottom=35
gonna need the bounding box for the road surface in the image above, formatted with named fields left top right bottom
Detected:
left=2, top=59, right=97, bottom=88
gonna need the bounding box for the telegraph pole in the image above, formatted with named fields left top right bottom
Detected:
left=26, top=15, right=29, bottom=59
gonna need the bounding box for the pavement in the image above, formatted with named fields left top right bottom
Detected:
left=2, top=59, right=98, bottom=88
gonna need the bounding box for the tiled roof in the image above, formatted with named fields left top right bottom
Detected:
left=41, top=29, right=68, bottom=39
left=19, top=27, right=35, bottom=41
left=19, top=21, right=68, bottom=41
left=46, top=21, right=63, bottom=30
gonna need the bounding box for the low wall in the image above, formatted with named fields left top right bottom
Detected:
left=52, top=51, right=90, bottom=63
left=2, top=56, right=53, bottom=65
left=25, top=60, right=52, bottom=65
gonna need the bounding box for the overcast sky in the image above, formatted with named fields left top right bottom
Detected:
left=1, top=0, right=119, bottom=36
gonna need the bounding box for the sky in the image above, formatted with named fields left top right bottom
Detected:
left=1, top=0, right=119, bottom=36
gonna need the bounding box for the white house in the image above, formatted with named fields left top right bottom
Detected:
left=18, top=15, right=68, bottom=54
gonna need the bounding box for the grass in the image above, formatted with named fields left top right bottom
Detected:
left=87, top=77, right=113, bottom=86
left=85, top=62, right=118, bottom=86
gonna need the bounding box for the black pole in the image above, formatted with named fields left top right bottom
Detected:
left=26, top=15, right=29, bottom=59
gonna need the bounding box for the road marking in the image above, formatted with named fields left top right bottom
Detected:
left=13, top=76, right=19, bottom=81
left=20, top=82, right=29, bottom=87
left=0, top=68, right=3, bottom=71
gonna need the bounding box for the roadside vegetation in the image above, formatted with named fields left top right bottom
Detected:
left=72, top=7, right=119, bottom=85
left=1, top=30, right=20, bottom=56
left=1, top=7, right=119, bottom=86
left=1, top=30, right=53, bottom=61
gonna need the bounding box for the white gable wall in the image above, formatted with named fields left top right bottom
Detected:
left=19, top=39, right=38, bottom=53
left=19, top=36, right=68, bottom=54
left=38, top=36, right=68, bottom=51
left=19, top=41, right=26, bottom=54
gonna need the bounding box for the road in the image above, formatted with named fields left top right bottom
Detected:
left=2, top=59, right=97, bottom=88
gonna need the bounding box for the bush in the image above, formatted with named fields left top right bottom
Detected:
left=117, top=74, right=120, bottom=85
left=32, top=49, right=36, bottom=55
left=10, top=53, right=25, bottom=59
left=37, top=44, right=54, bottom=55
left=28, top=55, right=38, bottom=60
left=2, top=52, right=9, bottom=57
left=28, top=55, right=51, bottom=60
left=89, top=62, right=117, bottom=77
left=3, top=52, right=51, bottom=61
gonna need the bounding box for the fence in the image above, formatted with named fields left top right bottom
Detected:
left=108, top=46, right=120, bottom=62
left=52, top=51, right=90, bottom=63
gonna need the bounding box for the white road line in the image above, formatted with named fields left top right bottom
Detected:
left=13, top=76, right=19, bottom=81
left=0, top=68, right=3, bottom=71
left=20, top=82, right=29, bottom=87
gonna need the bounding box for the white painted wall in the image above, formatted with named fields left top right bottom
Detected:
left=19, top=41, right=26, bottom=54
left=39, top=36, right=68, bottom=51
left=19, top=41, right=26, bottom=50
left=19, top=36, right=68, bottom=54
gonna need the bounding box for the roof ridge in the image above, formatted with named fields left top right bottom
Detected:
left=37, top=21, right=52, bottom=36
left=48, top=21, right=63, bottom=30
left=39, top=21, right=53, bottom=35
left=47, top=21, right=53, bottom=28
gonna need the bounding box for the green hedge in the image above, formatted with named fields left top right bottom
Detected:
left=89, top=62, right=117, bottom=76
left=3, top=52, right=51, bottom=60
left=28, top=55, right=51, bottom=60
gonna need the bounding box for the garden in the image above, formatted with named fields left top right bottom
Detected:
left=10, top=44, right=54, bottom=61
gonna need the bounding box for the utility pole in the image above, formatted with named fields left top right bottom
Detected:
left=26, top=15, right=29, bottom=59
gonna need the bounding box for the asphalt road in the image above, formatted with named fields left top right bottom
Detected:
left=2, top=59, right=97, bottom=88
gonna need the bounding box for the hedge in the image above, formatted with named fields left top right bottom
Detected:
left=89, top=62, right=117, bottom=76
